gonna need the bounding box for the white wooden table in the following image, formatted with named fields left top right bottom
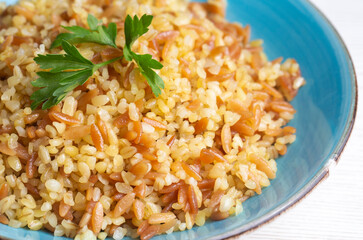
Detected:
left=241, top=0, right=363, bottom=239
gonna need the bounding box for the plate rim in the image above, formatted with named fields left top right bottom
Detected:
left=215, top=0, right=358, bottom=239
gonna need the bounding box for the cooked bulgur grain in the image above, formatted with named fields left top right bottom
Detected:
left=0, top=0, right=304, bottom=239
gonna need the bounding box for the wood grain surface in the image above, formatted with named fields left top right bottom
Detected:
left=240, top=0, right=363, bottom=239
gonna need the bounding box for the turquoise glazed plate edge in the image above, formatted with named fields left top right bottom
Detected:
left=0, top=0, right=357, bottom=240
left=219, top=1, right=358, bottom=239
left=210, top=2, right=357, bottom=239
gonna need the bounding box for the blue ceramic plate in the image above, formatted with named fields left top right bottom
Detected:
left=0, top=0, right=357, bottom=239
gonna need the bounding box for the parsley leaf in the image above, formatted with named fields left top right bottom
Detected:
left=123, top=14, right=164, bottom=97
left=123, top=14, right=153, bottom=61
left=87, top=14, right=101, bottom=31
left=31, top=40, right=121, bottom=110
left=51, top=14, right=117, bottom=49
left=134, top=53, right=164, bottom=97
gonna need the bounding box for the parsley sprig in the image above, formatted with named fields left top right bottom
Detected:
left=31, top=41, right=121, bottom=110
left=30, top=14, right=165, bottom=110
left=51, top=14, right=117, bottom=49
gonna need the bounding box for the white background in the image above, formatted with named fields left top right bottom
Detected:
left=241, top=0, right=363, bottom=239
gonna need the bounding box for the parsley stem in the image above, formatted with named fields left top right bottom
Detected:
left=93, top=56, right=123, bottom=72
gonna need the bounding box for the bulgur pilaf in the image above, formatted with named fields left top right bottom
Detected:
left=0, top=0, right=305, bottom=239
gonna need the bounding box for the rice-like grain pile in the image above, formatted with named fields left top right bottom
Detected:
left=0, top=0, right=305, bottom=239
